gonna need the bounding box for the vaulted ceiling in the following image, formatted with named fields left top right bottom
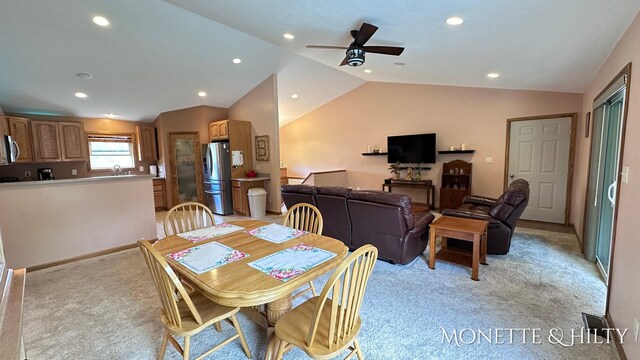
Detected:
left=0, top=0, right=638, bottom=126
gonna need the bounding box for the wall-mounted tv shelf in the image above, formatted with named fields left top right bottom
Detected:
left=438, top=150, right=476, bottom=154
left=362, top=152, right=388, bottom=156
left=398, top=166, right=431, bottom=170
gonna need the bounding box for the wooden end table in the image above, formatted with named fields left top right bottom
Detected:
left=428, top=215, right=489, bottom=281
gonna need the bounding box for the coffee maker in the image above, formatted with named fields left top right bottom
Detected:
left=38, top=168, right=54, bottom=180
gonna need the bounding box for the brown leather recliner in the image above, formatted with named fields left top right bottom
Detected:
left=348, top=190, right=435, bottom=264
left=441, top=179, right=530, bottom=255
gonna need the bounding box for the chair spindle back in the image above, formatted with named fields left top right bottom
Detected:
left=164, top=202, right=215, bottom=236
left=306, top=245, right=378, bottom=350
left=138, top=240, right=202, bottom=328
left=283, top=203, right=324, bottom=235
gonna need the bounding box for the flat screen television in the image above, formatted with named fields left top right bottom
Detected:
left=387, top=133, right=436, bottom=164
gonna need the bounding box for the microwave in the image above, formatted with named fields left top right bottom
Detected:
left=0, top=135, right=18, bottom=165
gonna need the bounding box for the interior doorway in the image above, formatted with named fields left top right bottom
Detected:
left=505, top=114, right=577, bottom=224
left=583, top=64, right=630, bottom=283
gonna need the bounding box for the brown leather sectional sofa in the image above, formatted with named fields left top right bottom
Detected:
left=281, top=185, right=435, bottom=265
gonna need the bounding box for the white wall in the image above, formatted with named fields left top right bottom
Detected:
left=0, top=177, right=156, bottom=268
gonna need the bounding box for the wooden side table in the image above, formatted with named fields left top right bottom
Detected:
left=428, top=216, right=488, bottom=281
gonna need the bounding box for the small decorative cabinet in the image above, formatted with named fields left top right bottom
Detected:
left=440, top=160, right=472, bottom=210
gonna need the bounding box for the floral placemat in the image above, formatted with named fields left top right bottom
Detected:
left=178, top=223, right=244, bottom=243
left=247, top=223, right=307, bottom=244
left=248, top=243, right=336, bottom=281
left=167, top=241, right=248, bottom=274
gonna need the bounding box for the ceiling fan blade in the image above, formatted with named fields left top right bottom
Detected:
left=306, top=45, right=349, bottom=50
left=363, top=46, right=405, bottom=56
left=354, top=22, right=378, bottom=46
left=339, top=56, right=348, bottom=66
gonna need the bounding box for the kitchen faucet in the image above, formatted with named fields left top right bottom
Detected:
left=113, top=164, right=121, bottom=176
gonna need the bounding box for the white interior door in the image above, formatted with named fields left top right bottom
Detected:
left=508, top=117, right=572, bottom=223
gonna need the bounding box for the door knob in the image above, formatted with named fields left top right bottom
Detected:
left=509, top=174, right=515, bottom=178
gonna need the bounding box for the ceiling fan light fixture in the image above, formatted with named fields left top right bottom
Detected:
left=346, top=48, right=365, bottom=67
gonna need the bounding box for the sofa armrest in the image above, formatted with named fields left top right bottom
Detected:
left=409, top=212, right=435, bottom=234
left=462, top=195, right=497, bottom=207
left=440, top=209, right=502, bottom=226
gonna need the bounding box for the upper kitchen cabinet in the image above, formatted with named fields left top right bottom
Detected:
left=59, top=122, right=86, bottom=161
left=32, top=120, right=87, bottom=163
left=208, top=120, right=229, bottom=141
left=6, top=116, right=34, bottom=163
left=136, top=125, right=157, bottom=161
left=208, top=119, right=253, bottom=179
left=32, top=121, right=62, bottom=162
left=0, top=107, right=6, bottom=136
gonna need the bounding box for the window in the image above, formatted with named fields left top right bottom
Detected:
left=87, top=133, right=135, bottom=170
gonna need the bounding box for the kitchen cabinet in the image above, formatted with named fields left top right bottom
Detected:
left=153, top=178, right=166, bottom=210
left=59, top=122, right=86, bottom=161
left=136, top=125, right=157, bottom=161
left=32, top=120, right=87, bottom=163
left=31, top=121, right=62, bottom=162
left=208, top=120, right=229, bottom=141
left=232, top=179, right=264, bottom=216
left=208, top=119, right=253, bottom=179
left=6, top=116, right=33, bottom=163
left=280, top=167, right=287, bottom=186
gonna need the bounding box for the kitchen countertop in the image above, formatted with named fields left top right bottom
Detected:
left=231, top=175, right=271, bottom=182
left=0, top=174, right=155, bottom=188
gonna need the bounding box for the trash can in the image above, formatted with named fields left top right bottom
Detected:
left=247, top=188, right=267, bottom=218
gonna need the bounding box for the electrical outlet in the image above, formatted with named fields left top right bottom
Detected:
left=634, top=317, right=639, bottom=342
left=71, top=169, right=77, bottom=176
left=357, top=187, right=361, bottom=190
left=24, top=171, right=31, bottom=178
left=256, top=164, right=261, bottom=170
left=485, top=157, right=493, bottom=163
left=139, top=166, right=144, bottom=172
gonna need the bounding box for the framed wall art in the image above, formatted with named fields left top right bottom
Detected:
left=255, top=135, right=270, bottom=161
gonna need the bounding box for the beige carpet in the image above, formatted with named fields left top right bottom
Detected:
left=22, top=215, right=619, bottom=359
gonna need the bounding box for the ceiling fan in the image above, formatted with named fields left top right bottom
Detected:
left=306, top=22, right=404, bottom=67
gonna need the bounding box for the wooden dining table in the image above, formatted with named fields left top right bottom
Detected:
left=152, top=219, right=348, bottom=360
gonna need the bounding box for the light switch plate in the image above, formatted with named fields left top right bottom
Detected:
left=139, top=166, right=144, bottom=172
left=24, top=171, right=31, bottom=178
left=621, top=166, right=629, bottom=184
left=71, top=169, right=77, bottom=176
left=485, top=157, right=493, bottom=163
left=256, top=164, right=261, bottom=170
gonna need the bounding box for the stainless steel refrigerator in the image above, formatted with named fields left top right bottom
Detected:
left=203, top=142, right=233, bottom=215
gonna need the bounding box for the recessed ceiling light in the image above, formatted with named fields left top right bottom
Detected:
left=92, top=16, right=110, bottom=27
left=291, top=94, right=299, bottom=99
left=76, top=72, right=93, bottom=80
left=446, top=17, right=464, bottom=26
left=198, top=91, right=207, bottom=97
left=487, top=72, right=500, bottom=79
left=283, top=33, right=295, bottom=40
left=74, top=92, right=88, bottom=98
left=232, top=58, right=242, bottom=64
left=105, top=113, right=118, bottom=118
left=364, top=69, right=372, bottom=73
left=393, top=62, right=405, bottom=66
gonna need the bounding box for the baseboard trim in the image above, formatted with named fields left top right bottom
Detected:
left=26, top=241, right=151, bottom=272
left=605, top=312, right=628, bottom=360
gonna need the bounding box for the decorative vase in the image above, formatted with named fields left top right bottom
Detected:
left=394, top=172, right=400, bottom=180
left=413, top=173, right=421, bottom=181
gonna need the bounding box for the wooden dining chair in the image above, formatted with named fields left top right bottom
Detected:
left=163, top=202, right=215, bottom=237
left=283, top=203, right=324, bottom=299
left=273, top=244, right=378, bottom=360
left=138, top=240, right=252, bottom=360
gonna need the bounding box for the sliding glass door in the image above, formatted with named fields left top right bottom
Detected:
left=584, top=89, right=625, bottom=282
